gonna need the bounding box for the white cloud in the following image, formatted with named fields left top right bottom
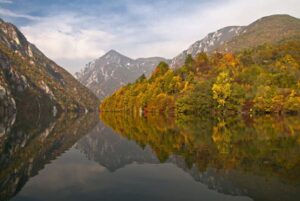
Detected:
left=0, top=0, right=13, bottom=4
left=0, top=8, right=41, bottom=20
left=20, top=14, right=116, bottom=73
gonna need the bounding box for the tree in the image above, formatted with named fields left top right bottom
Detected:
left=195, top=52, right=209, bottom=72
left=167, top=75, right=183, bottom=94
left=253, top=85, right=276, bottom=113
left=284, top=90, right=300, bottom=113
left=151, top=61, right=170, bottom=80
left=272, top=54, right=299, bottom=88
left=136, top=74, right=146, bottom=83
left=147, top=93, right=175, bottom=113
left=212, top=71, right=232, bottom=109
left=174, top=65, right=189, bottom=80
left=184, top=54, right=196, bottom=72
left=176, top=81, right=213, bottom=115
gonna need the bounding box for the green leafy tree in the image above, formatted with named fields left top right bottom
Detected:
left=176, top=81, right=213, bottom=114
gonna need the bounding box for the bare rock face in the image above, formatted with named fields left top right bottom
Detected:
left=0, top=18, right=99, bottom=116
left=76, top=50, right=170, bottom=100
left=0, top=83, right=16, bottom=117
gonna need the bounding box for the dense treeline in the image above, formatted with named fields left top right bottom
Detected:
left=100, top=38, right=300, bottom=115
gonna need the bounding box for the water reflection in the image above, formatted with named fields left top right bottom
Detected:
left=0, top=112, right=98, bottom=200
left=75, top=121, right=158, bottom=171
left=0, top=112, right=300, bottom=201
left=99, top=113, right=300, bottom=201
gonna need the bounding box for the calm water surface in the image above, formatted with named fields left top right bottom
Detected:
left=1, top=112, right=300, bottom=201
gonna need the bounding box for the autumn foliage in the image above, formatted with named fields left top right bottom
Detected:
left=100, top=38, right=300, bottom=115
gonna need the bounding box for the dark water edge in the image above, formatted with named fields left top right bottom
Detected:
left=0, top=112, right=300, bottom=201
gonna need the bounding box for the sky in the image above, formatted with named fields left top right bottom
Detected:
left=0, top=0, right=299, bottom=74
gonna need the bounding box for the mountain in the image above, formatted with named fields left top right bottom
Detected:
left=220, top=14, right=300, bottom=52
left=0, top=18, right=99, bottom=117
left=75, top=50, right=169, bottom=100
left=171, top=14, right=300, bottom=68
left=170, top=26, right=244, bottom=68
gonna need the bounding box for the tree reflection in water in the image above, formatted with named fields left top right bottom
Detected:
left=100, top=112, right=300, bottom=200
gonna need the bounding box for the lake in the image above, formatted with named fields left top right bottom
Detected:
left=1, top=112, right=300, bottom=201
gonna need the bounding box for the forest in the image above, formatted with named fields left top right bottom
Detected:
left=100, top=37, right=300, bottom=116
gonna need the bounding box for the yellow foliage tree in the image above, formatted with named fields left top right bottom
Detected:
left=212, top=71, right=232, bottom=108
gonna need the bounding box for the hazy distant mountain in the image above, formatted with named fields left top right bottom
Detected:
left=170, top=26, right=244, bottom=68
left=0, top=18, right=99, bottom=117
left=75, top=50, right=169, bottom=100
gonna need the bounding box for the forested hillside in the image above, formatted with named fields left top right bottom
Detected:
left=100, top=37, right=300, bottom=115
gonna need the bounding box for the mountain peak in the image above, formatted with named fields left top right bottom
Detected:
left=100, top=49, right=131, bottom=61
left=258, top=14, right=297, bottom=21
left=250, top=14, right=300, bottom=26
left=107, top=49, right=118, bottom=53
left=105, top=49, right=123, bottom=56
left=219, top=14, right=300, bottom=52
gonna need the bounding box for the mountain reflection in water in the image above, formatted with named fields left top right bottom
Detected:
left=0, top=112, right=300, bottom=201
